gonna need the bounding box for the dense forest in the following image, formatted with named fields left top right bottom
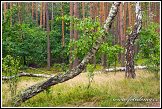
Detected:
left=2, top=1, right=160, bottom=107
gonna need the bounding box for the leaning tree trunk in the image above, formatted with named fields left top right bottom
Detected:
left=125, top=2, right=142, bottom=78
left=12, top=2, right=120, bottom=106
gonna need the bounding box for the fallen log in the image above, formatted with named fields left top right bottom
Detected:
left=12, top=3, right=121, bottom=106
left=2, top=72, right=55, bottom=80
left=104, top=66, right=147, bottom=72
left=2, top=66, right=147, bottom=80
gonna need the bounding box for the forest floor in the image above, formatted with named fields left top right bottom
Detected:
left=2, top=69, right=160, bottom=107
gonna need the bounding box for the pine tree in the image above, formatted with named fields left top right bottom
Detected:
left=40, top=2, right=43, bottom=27
left=61, top=2, right=65, bottom=47
left=3, top=2, right=7, bottom=21
left=73, top=2, right=79, bottom=68
left=46, top=2, right=51, bottom=70
left=69, top=2, right=74, bottom=69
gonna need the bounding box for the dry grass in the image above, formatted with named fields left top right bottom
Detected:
left=2, top=69, right=159, bottom=107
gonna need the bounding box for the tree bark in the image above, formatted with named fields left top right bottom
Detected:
left=10, top=2, right=13, bottom=26
left=36, top=2, right=38, bottom=25
left=40, top=2, right=43, bottom=27
left=99, top=2, right=107, bottom=68
left=2, top=72, right=55, bottom=80
left=105, top=66, right=146, bottom=72
left=18, top=3, right=21, bottom=24
left=123, top=2, right=127, bottom=38
left=3, top=2, right=7, bottom=21
left=118, top=3, right=125, bottom=67
left=43, top=2, right=46, bottom=28
left=82, top=2, right=85, bottom=19
left=12, top=3, right=120, bottom=106
left=32, top=2, right=34, bottom=20
left=73, top=2, right=80, bottom=68
left=46, top=3, right=51, bottom=70
left=128, top=3, right=132, bottom=27
left=51, top=3, right=54, bottom=30
left=69, top=2, right=74, bottom=70
left=125, top=2, right=142, bottom=78
left=61, top=2, right=65, bottom=47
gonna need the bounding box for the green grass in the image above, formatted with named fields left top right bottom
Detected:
left=2, top=70, right=160, bottom=107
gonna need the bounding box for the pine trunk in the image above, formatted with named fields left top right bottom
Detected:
left=3, top=2, right=7, bottom=21
left=43, top=2, right=46, bottom=28
left=73, top=2, right=79, bottom=68
left=61, top=3, right=65, bottom=47
left=40, top=2, right=43, bottom=27
left=119, top=3, right=125, bottom=67
left=69, top=2, right=74, bottom=70
left=36, top=3, right=38, bottom=25
left=46, top=3, right=51, bottom=70
left=128, top=3, right=132, bottom=27
left=18, top=3, right=21, bottom=24
left=10, top=2, right=13, bottom=26
left=32, top=2, right=34, bottom=20
left=82, top=2, right=85, bottom=19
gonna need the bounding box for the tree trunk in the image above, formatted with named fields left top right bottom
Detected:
left=12, top=3, right=120, bottom=106
left=128, top=3, right=132, bottom=27
left=51, top=3, right=54, bottom=30
left=123, top=2, right=127, bottom=38
left=2, top=72, right=55, bottom=80
left=43, top=2, right=46, bottom=28
left=18, top=3, right=21, bottom=24
left=82, top=2, right=85, bottom=19
left=3, top=2, right=7, bottom=21
left=73, top=2, right=79, bottom=68
left=40, top=2, right=43, bottom=27
left=10, top=2, right=13, bottom=26
left=46, top=3, right=51, bottom=70
left=118, top=3, right=125, bottom=67
left=99, top=2, right=107, bottom=68
left=32, top=2, right=34, bottom=20
left=69, top=2, right=74, bottom=70
left=36, top=3, right=38, bottom=25
left=125, top=2, right=142, bottom=78
left=61, top=2, right=65, bottom=47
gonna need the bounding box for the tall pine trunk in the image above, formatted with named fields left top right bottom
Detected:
left=10, top=2, right=13, bottom=26
left=73, top=2, right=79, bottom=68
left=40, top=2, right=43, bottom=27
left=46, top=3, right=51, bottom=70
left=3, top=2, right=7, bottom=21
left=82, top=2, right=85, bottom=19
left=61, top=2, right=65, bottom=47
left=32, top=2, right=34, bottom=20
left=69, top=2, right=74, bottom=70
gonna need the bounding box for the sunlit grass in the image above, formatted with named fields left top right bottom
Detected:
left=2, top=70, right=160, bottom=107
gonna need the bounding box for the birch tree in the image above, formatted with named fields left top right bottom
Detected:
left=125, top=2, right=142, bottom=78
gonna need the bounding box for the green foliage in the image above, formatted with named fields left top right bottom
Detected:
left=2, top=55, right=20, bottom=104
left=137, top=22, right=160, bottom=74
left=98, top=42, right=124, bottom=68
left=86, top=64, right=95, bottom=89
left=67, top=17, right=104, bottom=62
left=2, top=22, right=47, bottom=66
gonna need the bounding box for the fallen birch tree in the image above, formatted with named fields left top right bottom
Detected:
left=104, top=66, right=146, bottom=72
left=12, top=2, right=121, bottom=106
left=2, top=65, right=147, bottom=80
left=2, top=72, right=55, bottom=80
